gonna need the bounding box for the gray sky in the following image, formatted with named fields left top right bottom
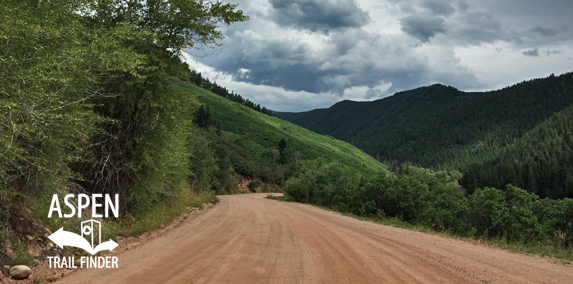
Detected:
left=182, top=0, right=573, bottom=112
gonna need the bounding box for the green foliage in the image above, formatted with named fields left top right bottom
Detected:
left=0, top=0, right=142, bottom=222
left=188, top=127, right=218, bottom=192
left=461, top=105, right=573, bottom=198
left=11, top=241, right=35, bottom=266
left=278, top=137, right=287, bottom=154
left=1, top=0, right=247, bottom=235
left=284, top=159, right=357, bottom=206
left=276, top=84, right=478, bottom=165
left=177, top=82, right=387, bottom=187
left=0, top=189, right=17, bottom=244
left=193, top=105, right=212, bottom=130
left=248, top=179, right=263, bottom=193
left=189, top=70, right=273, bottom=116
left=285, top=159, right=573, bottom=250
left=278, top=73, right=573, bottom=198
left=278, top=137, right=287, bottom=164
left=188, top=126, right=236, bottom=193
left=75, top=0, right=246, bottom=213
left=208, top=133, right=237, bottom=193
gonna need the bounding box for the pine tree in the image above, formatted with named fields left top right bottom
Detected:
left=193, top=105, right=212, bottom=130
left=278, top=138, right=287, bottom=164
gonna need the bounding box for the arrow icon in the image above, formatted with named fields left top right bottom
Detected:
left=48, top=227, right=118, bottom=255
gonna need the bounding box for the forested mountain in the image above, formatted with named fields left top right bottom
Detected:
left=276, top=84, right=482, bottom=144
left=462, top=105, right=573, bottom=199
left=277, top=72, right=573, bottom=200
left=277, top=73, right=573, bottom=172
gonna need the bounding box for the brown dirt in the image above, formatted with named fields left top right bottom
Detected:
left=56, top=194, right=573, bottom=284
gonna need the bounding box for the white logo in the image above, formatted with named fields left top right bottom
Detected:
left=48, top=219, right=118, bottom=255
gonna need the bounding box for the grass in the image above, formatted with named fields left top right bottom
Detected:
left=478, top=237, right=573, bottom=262
left=174, top=81, right=387, bottom=174
left=101, top=186, right=216, bottom=238
left=11, top=240, right=36, bottom=266
left=265, top=194, right=294, bottom=202
left=32, top=271, right=49, bottom=284
left=348, top=212, right=573, bottom=262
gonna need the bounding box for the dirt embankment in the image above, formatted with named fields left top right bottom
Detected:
left=56, top=194, right=572, bottom=284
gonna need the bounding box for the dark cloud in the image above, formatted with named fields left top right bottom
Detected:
left=194, top=38, right=329, bottom=94
left=237, top=62, right=330, bottom=94
left=446, top=12, right=522, bottom=46
left=543, top=50, right=562, bottom=56
left=269, top=0, right=370, bottom=33
left=531, top=26, right=558, bottom=37
left=398, top=3, right=417, bottom=14
left=457, top=1, right=469, bottom=13
left=422, top=1, right=455, bottom=16
left=193, top=8, right=481, bottom=101
left=522, top=48, right=562, bottom=57
left=469, top=1, right=573, bottom=45
left=218, top=42, right=328, bottom=93
left=523, top=48, right=539, bottom=57
left=400, top=16, right=446, bottom=42
left=187, top=0, right=573, bottom=111
left=196, top=33, right=437, bottom=97
left=477, top=0, right=573, bottom=27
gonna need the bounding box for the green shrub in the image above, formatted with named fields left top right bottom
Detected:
left=248, top=179, right=263, bottom=193
left=11, top=241, right=35, bottom=266
left=189, top=127, right=218, bottom=192
left=285, top=158, right=573, bottom=251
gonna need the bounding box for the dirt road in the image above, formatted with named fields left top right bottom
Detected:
left=59, top=194, right=573, bottom=284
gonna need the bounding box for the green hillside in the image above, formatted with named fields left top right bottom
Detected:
left=277, top=73, right=573, bottom=172
left=276, top=84, right=481, bottom=143
left=462, top=105, right=573, bottom=198
left=175, top=81, right=387, bottom=182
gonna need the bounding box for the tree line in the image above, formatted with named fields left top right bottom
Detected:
left=461, top=105, right=573, bottom=199
left=188, top=70, right=274, bottom=116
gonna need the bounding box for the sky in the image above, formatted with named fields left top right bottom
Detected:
left=182, top=0, right=573, bottom=112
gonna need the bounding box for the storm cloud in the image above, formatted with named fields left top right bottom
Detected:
left=422, top=1, right=455, bottom=16
left=269, top=0, right=370, bottom=33
left=400, top=16, right=447, bottom=42
left=184, top=0, right=573, bottom=111
left=531, top=26, right=559, bottom=37
left=523, top=48, right=539, bottom=57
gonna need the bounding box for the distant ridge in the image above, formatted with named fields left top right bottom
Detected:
left=276, top=84, right=480, bottom=141
left=276, top=72, right=573, bottom=172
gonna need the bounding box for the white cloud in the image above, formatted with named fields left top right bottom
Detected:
left=455, top=42, right=573, bottom=91
left=343, top=86, right=370, bottom=100
left=184, top=0, right=573, bottom=111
